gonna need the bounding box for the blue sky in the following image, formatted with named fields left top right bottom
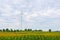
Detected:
left=0, top=0, right=60, bottom=31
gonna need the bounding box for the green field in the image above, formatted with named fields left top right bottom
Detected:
left=0, top=32, right=60, bottom=40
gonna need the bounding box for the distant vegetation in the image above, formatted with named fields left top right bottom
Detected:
left=0, top=28, right=59, bottom=32
left=0, top=28, right=43, bottom=32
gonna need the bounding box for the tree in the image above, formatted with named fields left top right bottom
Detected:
left=38, top=30, right=42, bottom=32
left=11, top=29, right=13, bottom=32
left=6, top=28, right=10, bottom=32
left=25, top=29, right=28, bottom=31
left=49, top=29, right=51, bottom=32
left=24, top=29, right=32, bottom=31
left=3, top=29, right=5, bottom=32
left=28, top=29, right=32, bottom=31
left=16, top=30, right=20, bottom=32
left=34, top=30, right=37, bottom=31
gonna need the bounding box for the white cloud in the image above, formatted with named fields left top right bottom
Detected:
left=0, top=4, right=21, bottom=17
left=41, top=9, right=60, bottom=18
left=22, top=8, right=60, bottom=23
left=23, top=12, right=39, bottom=22
left=0, top=19, right=5, bottom=23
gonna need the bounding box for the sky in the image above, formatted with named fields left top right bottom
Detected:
left=0, top=0, right=60, bottom=31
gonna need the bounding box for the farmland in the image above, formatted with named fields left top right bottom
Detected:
left=0, top=31, right=60, bottom=40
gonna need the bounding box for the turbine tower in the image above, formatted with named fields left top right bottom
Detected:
left=20, top=11, right=23, bottom=30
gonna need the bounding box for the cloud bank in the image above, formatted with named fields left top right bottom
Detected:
left=0, top=0, right=60, bottom=31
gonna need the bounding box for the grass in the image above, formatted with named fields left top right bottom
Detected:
left=0, top=32, right=60, bottom=40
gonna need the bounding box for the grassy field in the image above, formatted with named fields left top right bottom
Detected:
left=0, top=32, right=60, bottom=40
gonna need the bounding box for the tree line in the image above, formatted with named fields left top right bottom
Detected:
left=0, top=28, right=53, bottom=32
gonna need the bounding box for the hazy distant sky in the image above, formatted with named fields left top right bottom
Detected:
left=0, top=0, right=60, bottom=31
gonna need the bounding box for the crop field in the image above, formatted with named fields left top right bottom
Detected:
left=0, top=32, right=60, bottom=40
